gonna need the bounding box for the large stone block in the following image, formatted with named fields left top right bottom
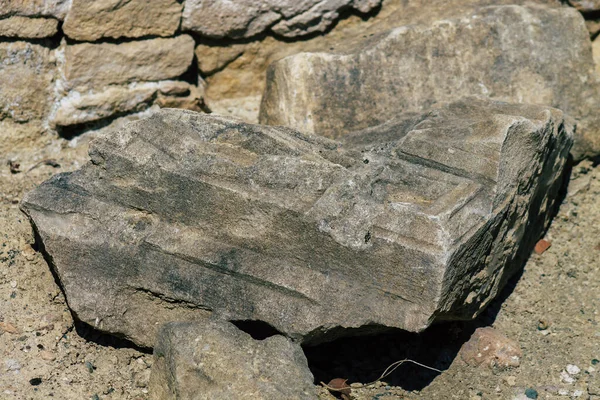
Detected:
left=0, top=41, right=55, bottom=122
left=260, top=5, right=599, bottom=160
left=149, top=320, right=316, bottom=400
left=63, top=0, right=183, bottom=41
left=63, top=35, right=195, bottom=91
left=181, top=0, right=382, bottom=39
left=21, top=98, right=572, bottom=347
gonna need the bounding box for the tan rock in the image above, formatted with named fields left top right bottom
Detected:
left=0, top=16, right=58, bottom=38
left=460, top=327, right=522, bottom=370
left=51, top=84, right=160, bottom=127
left=260, top=5, right=600, bottom=159
left=0, top=0, right=69, bottom=19
left=195, top=43, right=246, bottom=76
left=63, top=35, right=195, bottom=90
left=0, top=41, right=55, bottom=122
left=63, top=0, right=183, bottom=41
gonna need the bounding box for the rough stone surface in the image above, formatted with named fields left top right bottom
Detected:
left=195, top=43, right=246, bottom=76
left=0, top=41, right=55, bottom=122
left=63, top=0, right=183, bottom=41
left=0, top=16, right=58, bottom=38
left=181, top=0, right=383, bottom=39
left=51, top=83, right=160, bottom=127
left=21, top=98, right=572, bottom=347
left=460, top=327, right=522, bottom=370
left=149, top=320, right=316, bottom=400
left=0, top=0, right=69, bottom=19
left=63, top=35, right=195, bottom=91
left=568, top=0, right=600, bottom=12
left=260, top=5, right=599, bottom=160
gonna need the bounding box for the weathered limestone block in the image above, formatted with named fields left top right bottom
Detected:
left=0, top=0, right=69, bottom=19
left=182, top=0, right=382, bottom=39
left=63, top=0, right=183, bottom=41
left=21, top=98, right=572, bottom=347
left=63, top=35, right=195, bottom=91
left=0, top=16, right=58, bottom=38
left=260, top=5, right=599, bottom=160
left=0, top=41, right=55, bottom=122
left=149, top=320, right=316, bottom=400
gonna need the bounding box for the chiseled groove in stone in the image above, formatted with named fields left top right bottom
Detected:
left=139, top=240, right=319, bottom=305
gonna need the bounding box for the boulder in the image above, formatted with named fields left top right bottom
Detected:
left=21, top=98, right=572, bottom=347
left=62, top=35, right=195, bottom=91
left=0, top=41, right=56, bottom=122
left=260, top=5, right=599, bottom=160
left=63, top=0, right=183, bottom=41
left=149, top=320, right=316, bottom=400
left=181, top=0, right=382, bottom=39
left=0, top=16, right=58, bottom=38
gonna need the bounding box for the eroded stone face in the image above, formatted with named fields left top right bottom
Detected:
left=63, top=35, right=195, bottom=90
left=181, top=0, right=382, bottom=39
left=260, top=5, right=599, bottom=160
left=21, top=99, right=572, bottom=347
left=149, top=320, right=316, bottom=400
left=0, top=41, right=56, bottom=122
left=0, top=16, right=58, bottom=38
left=0, top=0, right=69, bottom=19
left=63, top=0, right=183, bottom=41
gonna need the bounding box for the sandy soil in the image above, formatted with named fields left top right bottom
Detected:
left=1, top=119, right=599, bottom=400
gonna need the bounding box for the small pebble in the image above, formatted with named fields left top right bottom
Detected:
left=573, top=389, right=584, bottom=397
left=39, top=350, right=56, bottom=361
left=534, top=239, right=551, bottom=255
left=560, top=371, right=575, bottom=384
left=566, top=365, right=581, bottom=375
left=9, top=280, right=17, bottom=288
left=505, top=376, right=517, bottom=386
left=29, top=377, right=42, bottom=386
left=525, top=388, right=538, bottom=399
left=537, top=319, right=550, bottom=331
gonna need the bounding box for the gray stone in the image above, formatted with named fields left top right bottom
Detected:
left=148, top=320, right=316, bottom=400
left=0, top=0, right=69, bottom=19
left=568, top=0, right=600, bottom=12
left=181, top=0, right=382, bottom=39
left=21, top=98, right=572, bottom=347
left=260, top=5, right=599, bottom=160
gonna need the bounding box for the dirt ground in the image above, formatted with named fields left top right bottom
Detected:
left=0, top=114, right=599, bottom=400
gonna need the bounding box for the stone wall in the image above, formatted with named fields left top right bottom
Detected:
left=0, top=0, right=382, bottom=136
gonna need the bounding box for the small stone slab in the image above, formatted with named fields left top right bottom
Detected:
left=21, top=98, right=572, bottom=347
left=149, top=319, right=316, bottom=400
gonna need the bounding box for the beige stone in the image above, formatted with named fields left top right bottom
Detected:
left=51, top=84, right=160, bottom=127
left=195, top=43, right=246, bottom=76
left=0, top=16, right=58, bottom=38
left=0, top=41, right=55, bottom=122
left=63, top=0, right=183, bottom=41
left=63, top=35, right=195, bottom=90
left=260, top=5, right=600, bottom=159
left=0, top=0, right=69, bottom=19
left=202, top=0, right=561, bottom=107
left=568, top=0, right=600, bottom=12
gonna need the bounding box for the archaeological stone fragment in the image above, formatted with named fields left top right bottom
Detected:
left=181, top=0, right=382, bottom=39
left=149, top=320, right=316, bottom=400
left=260, top=5, right=600, bottom=160
left=21, top=98, right=572, bottom=347
left=63, top=0, right=183, bottom=41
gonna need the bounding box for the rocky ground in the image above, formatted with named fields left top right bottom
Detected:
left=0, top=123, right=598, bottom=399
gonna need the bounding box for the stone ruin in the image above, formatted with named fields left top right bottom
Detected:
left=8, top=0, right=600, bottom=399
